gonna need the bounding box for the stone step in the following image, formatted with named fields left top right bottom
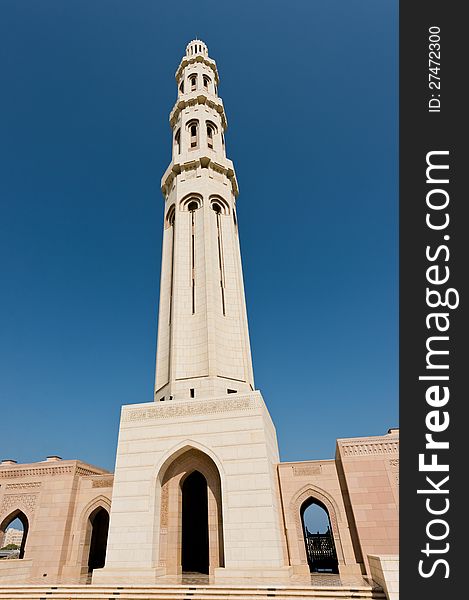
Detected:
left=0, top=585, right=386, bottom=600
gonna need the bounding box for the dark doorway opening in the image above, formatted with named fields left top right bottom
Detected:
left=181, top=470, right=209, bottom=573
left=87, top=508, right=109, bottom=572
left=301, top=499, right=339, bottom=573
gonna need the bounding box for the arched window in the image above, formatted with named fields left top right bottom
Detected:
left=181, top=195, right=202, bottom=212
left=174, top=129, right=181, bottom=154
left=179, top=80, right=184, bottom=94
left=210, top=196, right=230, bottom=215
left=203, top=75, right=211, bottom=91
left=210, top=197, right=229, bottom=316
left=187, top=120, right=199, bottom=149
left=300, top=499, right=338, bottom=573
left=206, top=122, right=216, bottom=149
left=180, top=196, right=201, bottom=313
left=189, top=74, right=197, bottom=91
left=165, top=204, right=176, bottom=228
left=0, top=510, right=29, bottom=559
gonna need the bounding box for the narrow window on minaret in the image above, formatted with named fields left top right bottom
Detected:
left=207, top=125, right=213, bottom=149
left=179, top=80, right=184, bottom=94
left=203, top=76, right=210, bottom=91
left=175, top=129, right=180, bottom=154
left=187, top=202, right=198, bottom=314
left=213, top=202, right=226, bottom=316
left=190, top=75, right=197, bottom=91
left=166, top=206, right=176, bottom=325
left=189, top=122, right=198, bottom=148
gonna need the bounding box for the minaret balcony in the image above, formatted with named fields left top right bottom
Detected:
left=161, top=155, right=238, bottom=199
left=169, top=93, right=227, bottom=130
left=175, top=54, right=219, bottom=86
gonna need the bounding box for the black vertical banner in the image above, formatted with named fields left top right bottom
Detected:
left=400, top=1, right=465, bottom=598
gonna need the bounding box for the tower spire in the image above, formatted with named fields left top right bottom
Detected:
left=154, top=41, right=254, bottom=402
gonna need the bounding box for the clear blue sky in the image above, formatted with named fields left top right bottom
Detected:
left=0, top=0, right=398, bottom=473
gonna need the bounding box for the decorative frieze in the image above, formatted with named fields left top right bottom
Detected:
left=160, top=486, right=169, bottom=527
left=76, top=467, right=107, bottom=477
left=91, top=477, right=114, bottom=488
left=0, top=465, right=104, bottom=479
left=292, top=465, right=322, bottom=476
left=123, top=396, right=259, bottom=423
left=5, top=482, right=42, bottom=490
left=340, top=440, right=399, bottom=457
left=0, top=466, right=74, bottom=478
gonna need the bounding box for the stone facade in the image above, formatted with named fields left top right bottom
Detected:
left=335, top=430, right=399, bottom=573
left=0, top=429, right=398, bottom=584
left=0, top=457, right=113, bottom=584
left=0, top=40, right=398, bottom=587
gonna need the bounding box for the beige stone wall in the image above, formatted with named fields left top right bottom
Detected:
left=0, top=558, right=33, bottom=583
left=93, top=391, right=292, bottom=584
left=0, top=430, right=399, bottom=584
left=0, top=458, right=112, bottom=584
left=335, top=430, right=399, bottom=575
left=278, top=459, right=362, bottom=576
left=368, top=554, right=399, bottom=600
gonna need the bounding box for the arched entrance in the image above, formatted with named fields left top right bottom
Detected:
left=0, top=510, right=29, bottom=559
left=301, top=498, right=338, bottom=573
left=181, top=471, right=209, bottom=573
left=87, top=507, right=109, bottom=573
left=158, top=447, right=224, bottom=575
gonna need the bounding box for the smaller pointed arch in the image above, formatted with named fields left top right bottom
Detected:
left=300, top=498, right=338, bottom=573
left=0, top=509, right=29, bottom=559
left=209, top=195, right=230, bottom=215
left=77, top=496, right=111, bottom=576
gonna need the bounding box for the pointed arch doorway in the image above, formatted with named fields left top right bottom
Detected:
left=301, top=498, right=339, bottom=573
left=158, top=448, right=224, bottom=575
left=87, top=507, right=109, bottom=572
left=0, top=510, right=29, bottom=559
left=181, top=470, right=209, bottom=573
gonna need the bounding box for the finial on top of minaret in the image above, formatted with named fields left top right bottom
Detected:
left=186, top=39, right=209, bottom=58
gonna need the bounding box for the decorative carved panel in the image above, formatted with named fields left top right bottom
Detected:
left=123, top=396, right=258, bottom=422
left=5, top=482, right=41, bottom=490
left=293, top=465, right=322, bottom=476
left=91, top=477, right=114, bottom=488
left=340, top=441, right=399, bottom=456
left=1, top=493, right=38, bottom=515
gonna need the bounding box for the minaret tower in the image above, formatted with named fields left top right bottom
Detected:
left=155, top=39, right=254, bottom=403
left=95, top=41, right=292, bottom=584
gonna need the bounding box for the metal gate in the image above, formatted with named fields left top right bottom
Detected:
left=304, top=527, right=339, bottom=573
